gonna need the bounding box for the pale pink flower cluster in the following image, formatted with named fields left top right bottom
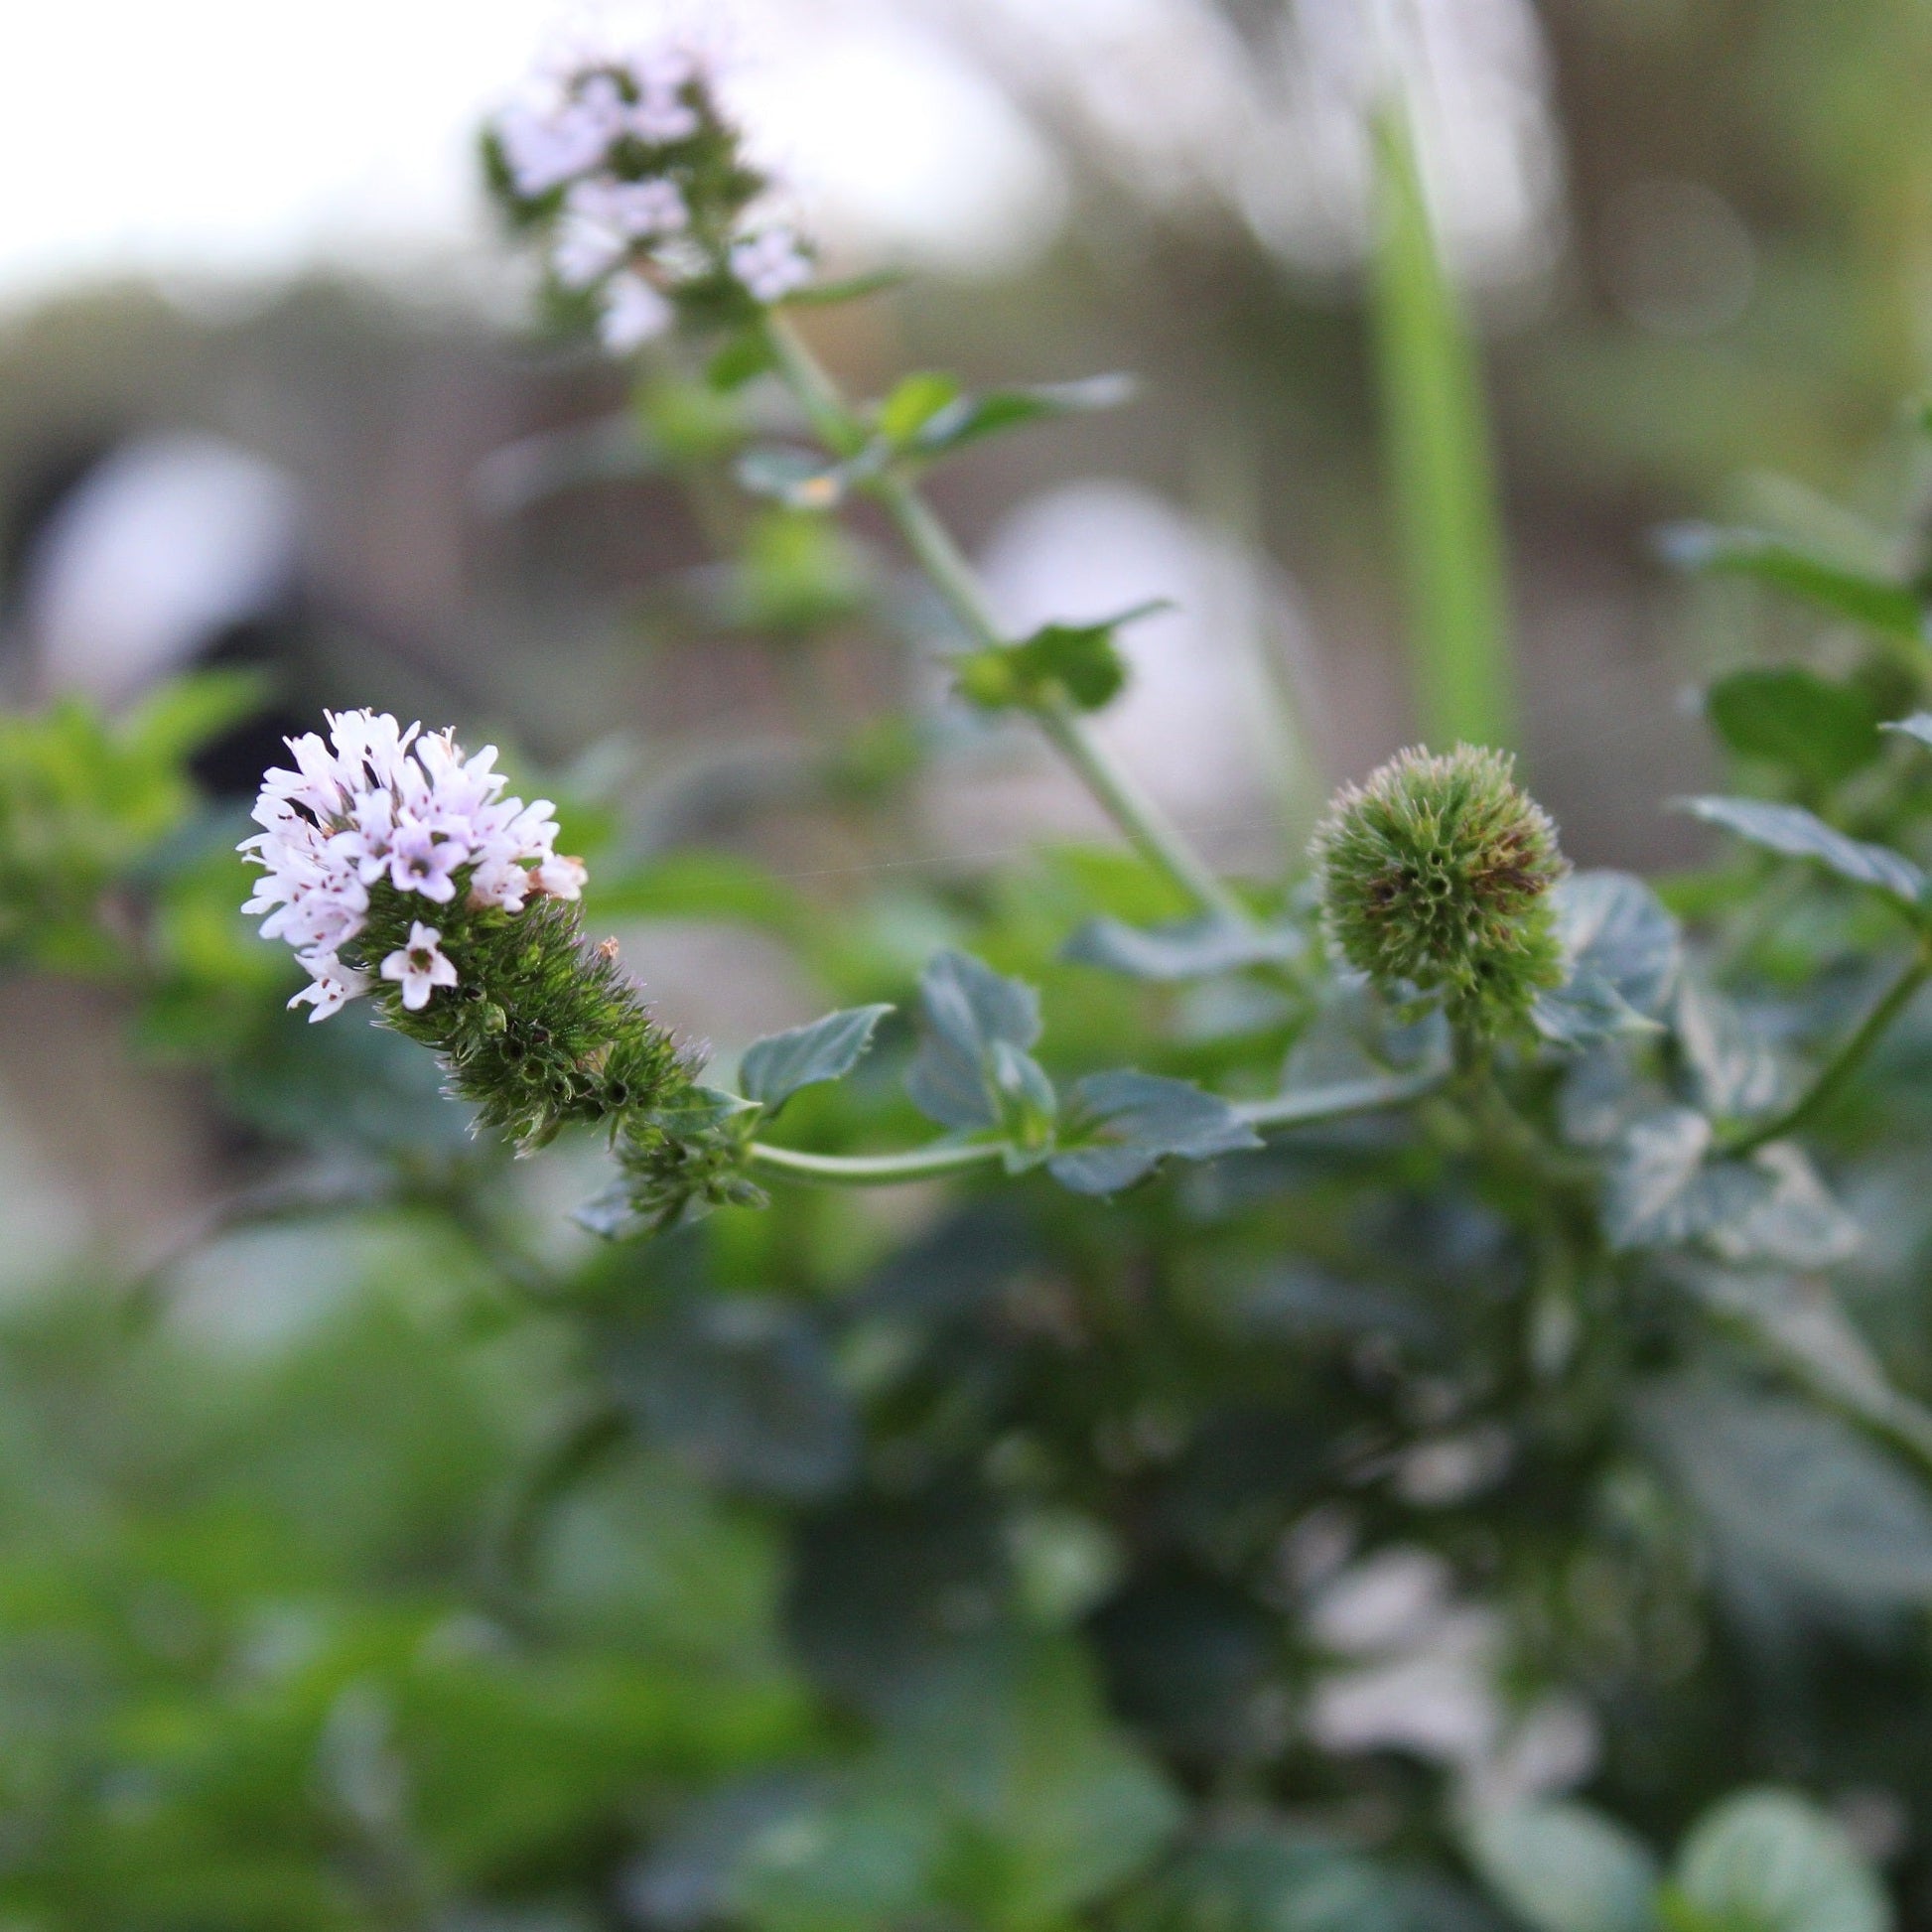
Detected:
left=492, top=36, right=812, bottom=352
left=240, top=710, right=587, bottom=1024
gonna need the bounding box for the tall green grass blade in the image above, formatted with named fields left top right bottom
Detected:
left=1368, top=91, right=1518, bottom=751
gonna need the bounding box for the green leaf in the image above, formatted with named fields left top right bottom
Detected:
left=709, top=328, right=779, bottom=390
left=889, top=1635, right=1183, bottom=1930
left=1533, top=872, right=1681, bottom=1047
left=954, top=607, right=1168, bottom=716
left=1369, top=91, right=1517, bottom=749
left=1673, top=976, right=1783, bottom=1121
left=905, top=949, right=1056, bottom=1145
left=876, top=370, right=963, bottom=447
left=1063, top=913, right=1305, bottom=981
left=1676, top=796, right=1925, bottom=904
left=781, top=265, right=911, bottom=308
left=1705, top=668, right=1883, bottom=787
left=122, top=668, right=271, bottom=763
left=1123, top=1827, right=1503, bottom=1932
left=1048, top=1071, right=1262, bottom=1195
left=1604, top=1109, right=1859, bottom=1266
left=905, top=373, right=1138, bottom=460
left=1670, top=1791, right=1889, bottom=1932
left=734, top=1785, right=942, bottom=1932
left=1659, top=523, right=1927, bottom=640
left=1642, top=1379, right=1932, bottom=1612
left=1684, top=1270, right=1927, bottom=1445
left=1464, top=1803, right=1660, bottom=1932
left=601, top=1294, right=859, bottom=1502
left=740, top=1005, right=895, bottom=1115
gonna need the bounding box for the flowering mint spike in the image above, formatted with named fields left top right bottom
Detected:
left=1311, top=744, right=1568, bottom=1037
left=485, top=24, right=813, bottom=352
left=240, top=709, right=704, bottom=1166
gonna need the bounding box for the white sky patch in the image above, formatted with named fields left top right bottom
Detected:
left=0, top=0, right=1063, bottom=309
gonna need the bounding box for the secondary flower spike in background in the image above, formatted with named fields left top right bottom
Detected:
left=487, top=23, right=813, bottom=351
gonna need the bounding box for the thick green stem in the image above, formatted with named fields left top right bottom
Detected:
left=752, top=1067, right=1448, bottom=1188
left=748, top=1138, right=1009, bottom=1185
left=1233, top=1066, right=1446, bottom=1131
left=759, top=313, right=1251, bottom=929
left=1724, top=944, right=1932, bottom=1158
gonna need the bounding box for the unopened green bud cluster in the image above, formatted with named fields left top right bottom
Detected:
left=347, top=885, right=697, bottom=1154
left=1311, top=744, right=1567, bottom=1031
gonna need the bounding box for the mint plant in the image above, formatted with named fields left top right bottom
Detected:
left=8, top=19, right=1932, bottom=1932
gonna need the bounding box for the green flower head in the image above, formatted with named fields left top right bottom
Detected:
left=1311, top=744, right=1568, bottom=1032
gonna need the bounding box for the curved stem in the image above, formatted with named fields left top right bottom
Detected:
left=748, top=1138, right=1010, bottom=1185
left=1723, top=943, right=1932, bottom=1158
left=1234, top=1065, right=1447, bottom=1131
left=752, top=1066, right=1449, bottom=1189
left=759, top=312, right=1251, bottom=929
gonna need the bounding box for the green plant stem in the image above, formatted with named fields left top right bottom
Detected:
left=759, top=312, right=1251, bottom=929
left=751, top=1068, right=1448, bottom=1187
left=1724, top=944, right=1932, bottom=1157
left=1233, top=1066, right=1446, bottom=1131
left=747, top=1138, right=1009, bottom=1184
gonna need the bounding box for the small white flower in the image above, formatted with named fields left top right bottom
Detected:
left=497, top=94, right=614, bottom=198
left=627, top=85, right=700, bottom=144
left=599, top=273, right=674, bottom=351
left=381, top=923, right=460, bottom=1013
left=567, top=176, right=688, bottom=239
left=729, top=227, right=812, bottom=304
left=552, top=213, right=627, bottom=290
left=536, top=853, right=589, bottom=899
left=288, top=956, right=368, bottom=1024
left=386, top=823, right=467, bottom=902
left=241, top=710, right=588, bottom=1021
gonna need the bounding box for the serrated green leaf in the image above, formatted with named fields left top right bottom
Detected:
left=1677, top=796, right=1925, bottom=903
left=1063, top=913, right=1304, bottom=982
left=954, top=603, right=1168, bottom=715
left=1533, top=872, right=1680, bottom=1047
left=905, top=373, right=1138, bottom=460
left=1705, top=668, right=1883, bottom=787
left=1673, top=975, right=1783, bottom=1121
left=1642, top=1379, right=1932, bottom=1613
left=1659, top=523, right=1927, bottom=640
left=905, top=949, right=1051, bottom=1136
left=1669, top=1792, right=1889, bottom=1932
left=1604, top=1109, right=1859, bottom=1266
left=1464, top=1803, right=1660, bottom=1932
left=1048, top=1070, right=1261, bottom=1195
left=740, top=1005, right=895, bottom=1115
